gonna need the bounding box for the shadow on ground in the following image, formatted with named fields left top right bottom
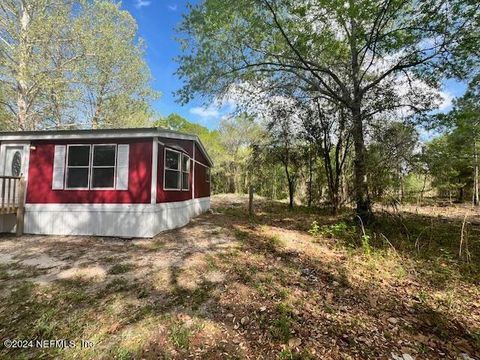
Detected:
left=0, top=194, right=478, bottom=359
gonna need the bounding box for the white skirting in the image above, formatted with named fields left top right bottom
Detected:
left=0, top=197, right=210, bottom=238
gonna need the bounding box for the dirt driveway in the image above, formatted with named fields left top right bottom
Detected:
left=0, top=211, right=234, bottom=292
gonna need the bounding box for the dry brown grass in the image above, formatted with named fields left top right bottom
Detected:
left=0, top=194, right=478, bottom=359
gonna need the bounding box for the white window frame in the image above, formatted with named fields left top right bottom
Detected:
left=64, top=144, right=119, bottom=190
left=90, top=144, right=117, bottom=190
left=65, top=144, right=91, bottom=190
left=181, top=154, right=190, bottom=191
left=163, top=148, right=182, bottom=191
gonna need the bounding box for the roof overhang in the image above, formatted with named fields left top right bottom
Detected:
left=0, top=127, right=214, bottom=166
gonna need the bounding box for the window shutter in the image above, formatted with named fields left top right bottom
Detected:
left=116, top=144, right=129, bottom=190
left=52, top=145, right=66, bottom=190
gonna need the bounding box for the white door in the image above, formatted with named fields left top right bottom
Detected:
left=3, top=145, right=25, bottom=176
left=0, top=143, right=29, bottom=207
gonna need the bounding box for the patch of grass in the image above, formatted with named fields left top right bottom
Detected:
left=236, top=267, right=254, bottom=284
left=169, top=324, right=191, bottom=350
left=276, top=288, right=290, bottom=300
left=101, top=256, right=116, bottom=263
left=171, top=284, right=213, bottom=310
left=104, top=277, right=133, bottom=293
left=265, top=235, right=284, bottom=251
left=279, top=349, right=315, bottom=360
left=0, top=268, right=10, bottom=280
left=61, top=285, right=91, bottom=304
left=234, top=228, right=249, bottom=241
left=8, top=281, right=35, bottom=304
left=108, top=263, right=135, bottom=275
left=32, top=309, right=59, bottom=338
left=111, top=347, right=136, bottom=360
left=205, top=254, right=218, bottom=270
left=277, top=302, right=295, bottom=317
left=271, top=316, right=292, bottom=343
left=140, top=240, right=166, bottom=251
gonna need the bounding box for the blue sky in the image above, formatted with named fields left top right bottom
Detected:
left=123, top=0, right=232, bottom=129
left=122, top=0, right=467, bottom=131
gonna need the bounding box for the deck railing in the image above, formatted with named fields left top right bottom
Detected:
left=0, top=176, right=26, bottom=235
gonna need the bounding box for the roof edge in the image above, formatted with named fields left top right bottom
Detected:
left=0, top=127, right=214, bottom=167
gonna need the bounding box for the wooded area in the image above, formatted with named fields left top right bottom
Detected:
left=1, top=0, right=479, bottom=221
left=175, top=0, right=479, bottom=220
left=0, top=0, right=157, bottom=130
left=1, top=1, right=480, bottom=359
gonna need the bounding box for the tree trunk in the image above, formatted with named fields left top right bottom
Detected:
left=474, top=138, right=479, bottom=206
left=288, top=180, right=294, bottom=209
left=308, top=145, right=313, bottom=207
left=16, top=2, right=31, bottom=131
left=351, top=104, right=372, bottom=220
left=248, top=185, right=254, bottom=216
left=284, top=163, right=294, bottom=209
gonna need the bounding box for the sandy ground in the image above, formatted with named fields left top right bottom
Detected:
left=0, top=217, right=234, bottom=289
left=0, top=194, right=478, bottom=359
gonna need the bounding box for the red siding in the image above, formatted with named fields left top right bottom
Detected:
left=194, top=143, right=211, bottom=198
left=26, top=138, right=152, bottom=204
left=194, top=143, right=209, bottom=166
left=194, top=163, right=211, bottom=198
left=156, top=140, right=193, bottom=203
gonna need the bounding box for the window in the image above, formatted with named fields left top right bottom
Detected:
left=65, top=144, right=118, bottom=190
left=182, top=154, right=190, bottom=190
left=164, top=149, right=181, bottom=190
left=206, top=168, right=211, bottom=183
left=91, top=145, right=116, bottom=188
left=164, top=148, right=190, bottom=191
left=66, top=145, right=90, bottom=189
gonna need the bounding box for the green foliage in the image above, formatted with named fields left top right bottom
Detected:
left=270, top=316, right=292, bottom=343
left=108, top=263, right=135, bottom=275
left=425, top=76, right=480, bottom=202
left=175, top=0, right=477, bottom=214
left=366, top=122, right=419, bottom=201
left=169, top=324, right=191, bottom=350
left=0, top=0, right=157, bottom=130
left=361, top=233, right=372, bottom=256
left=320, top=222, right=357, bottom=242
left=308, top=221, right=320, bottom=237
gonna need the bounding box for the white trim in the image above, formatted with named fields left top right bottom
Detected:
left=181, top=153, right=190, bottom=191
left=52, top=145, right=66, bottom=190
left=24, top=198, right=210, bottom=212
left=65, top=144, right=91, bottom=190
left=0, top=142, right=31, bottom=202
left=193, top=159, right=210, bottom=168
left=21, top=197, right=211, bottom=238
left=0, top=130, right=193, bottom=141
left=163, top=148, right=182, bottom=191
left=115, top=144, right=129, bottom=190
left=192, top=141, right=195, bottom=200
left=90, top=144, right=117, bottom=190
left=206, top=167, right=211, bottom=183
left=0, top=141, right=31, bottom=177
left=0, top=129, right=214, bottom=166
left=151, top=138, right=158, bottom=204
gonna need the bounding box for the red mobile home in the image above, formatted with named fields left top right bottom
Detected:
left=0, top=128, right=212, bottom=237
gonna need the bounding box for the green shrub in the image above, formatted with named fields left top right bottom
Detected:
left=169, top=324, right=191, bottom=350
left=308, top=221, right=320, bottom=236
left=320, top=222, right=357, bottom=241
left=361, top=234, right=372, bottom=256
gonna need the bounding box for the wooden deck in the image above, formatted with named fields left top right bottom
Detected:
left=0, top=176, right=25, bottom=235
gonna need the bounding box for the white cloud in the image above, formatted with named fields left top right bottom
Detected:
left=167, top=4, right=178, bottom=11
left=189, top=105, right=220, bottom=119
left=437, top=90, right=453, bottom=111
left=135, top=0, right=151, bottom=9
